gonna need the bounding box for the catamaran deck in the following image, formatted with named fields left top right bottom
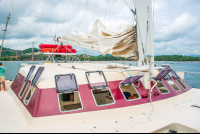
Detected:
left=0, top=85, right=200, bottom=132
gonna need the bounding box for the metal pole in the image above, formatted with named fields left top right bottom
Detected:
left=32, top=42, right=34, bottom=63
left=184, top=72, right=187, bottom=82
left=0, top=0, right=13, bottom=57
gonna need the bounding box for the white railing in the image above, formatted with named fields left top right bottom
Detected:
left=184, top=72, right=200, bottom=83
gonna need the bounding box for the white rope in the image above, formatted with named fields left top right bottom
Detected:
left=153, top=0, right=155, bottom=33
left=10, top=0, right=14, bottom=13
left=55, top=0, right=60, bottom=36
left=108, top=0, right=111, bottom=28
left=93, top=0, right=96, bottom=23
left=114, top=3, right=118, bottom=26
left=148, top=79, right=157, bottom=121
left=97, top=0, right=99, bottom=19
left=102, top=0, right=117, bottom=22
left=86, top=0, right=88, bottom=34
left=68, top=0, right=81, bottom=34
left=79, top=1, right=88, bottom=28
left=104, top=0, right=108, bottom=26
left=123, top=0, right=133, bottom=11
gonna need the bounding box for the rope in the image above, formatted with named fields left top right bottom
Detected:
left=108, top=0, right=111, bottom=28
left=55, top=0, right=60, bottom=36
left=68, top=0, right=81, bottom=34
left=101, top=0, right=117, bottom=22
left=148, top=79, right=157, bottom=121
left=125, top=68, right=133, bottom=78
left=10, top=0, right=14, bottom=13
left=86, top=1, right=88, bottom=34
left=153, top=0, right=155, bottom=32
left=78, top=1, right=88, bottom=28
left=114, top=3, right=118, bottom=26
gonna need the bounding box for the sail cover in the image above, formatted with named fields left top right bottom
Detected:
left=56, top=20, right=138, bottom=58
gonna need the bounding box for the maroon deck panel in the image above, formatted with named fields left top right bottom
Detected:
left=10, top=73, right=191, bottom=117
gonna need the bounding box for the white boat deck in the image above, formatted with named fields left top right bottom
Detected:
left=0, top=84, right=200, bottom=132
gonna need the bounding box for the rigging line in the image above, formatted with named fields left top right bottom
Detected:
left=114, top=2, right=118, bottom=26
left=91, top=0, right=97, bottom=42
left=123, top=0, right=132, bottom=11
left=104, top=0, right=108, bottom=26
left=97, top=0, right=99, bottom=19
left=108, top=0, right=111, bottom=28
left=78, top=1, right=88, bottom=28
left=101, top=0, right=117, bottom=22
left=86, top=0, right=88, bottom=34
left=93, top=0, right=96, bottom=23
left=153, top=0, right=155, bottom=33
left=55, top=0, right=60, bottom=36
left=68, top=0, right=81, bottom=35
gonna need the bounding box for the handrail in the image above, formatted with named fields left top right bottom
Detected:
left=184, top=72, right=200, bottom=83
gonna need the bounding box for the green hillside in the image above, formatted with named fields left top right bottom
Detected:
left=22, top=48, right=38, bottom=54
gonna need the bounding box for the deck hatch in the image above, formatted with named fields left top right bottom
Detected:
left=31, top=67, right=44, bottom=87
left=161, top=64, right=187, bottom=90
left=24, top=67, right=45, bottom=105
left=85, top=71, right=108, bottom=89
left=161, top=64, right=180, bottom=80
left=55, top=74, right=78, bottom=93
left=18, top=65, right=36, bottom=98
left=120, top=75, right=143, bottom=86
left=25, top=65, right=36, bottom=83
left=154, top=69, right=170, bottom=81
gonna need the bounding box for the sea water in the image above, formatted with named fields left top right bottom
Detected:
left=1, top=61, right=200, bottom=89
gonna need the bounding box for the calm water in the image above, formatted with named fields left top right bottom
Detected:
left=1, top=61, right=200, bottom=89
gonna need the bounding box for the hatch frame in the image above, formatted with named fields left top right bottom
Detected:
left=85, top=71, right=108, bottom=89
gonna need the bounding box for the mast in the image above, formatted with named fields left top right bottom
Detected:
left=0, top=0, right=14, bottom=57
left=135, top=0, right=154, bottom=89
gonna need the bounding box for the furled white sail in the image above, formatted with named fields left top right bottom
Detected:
left=56, top=20, right=138, bottom=58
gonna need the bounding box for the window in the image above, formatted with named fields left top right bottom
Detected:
left=55, top=74, right=82, bottom=112
left=91, top=87, right=115, bottom=106
left=18, top=65, right=36, bottom=98
left=154, top=81, right=170, bottom=94
left=18, top=82, right=29, bottom=98
left=119, top=75, right=143, bottom=101
left=58, top=91, right=83, bottom=112
left=23, top=67, right=44, bottom=105
left=119, top=84, right=141, bottom=101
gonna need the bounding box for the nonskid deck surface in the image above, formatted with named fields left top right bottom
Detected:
left=0, top=88, right=200, bottom=133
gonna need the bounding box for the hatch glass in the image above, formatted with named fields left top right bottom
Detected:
left=55, top=74, right=78, bottom=93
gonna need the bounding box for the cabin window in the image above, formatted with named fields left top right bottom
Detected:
left=119, top=75, right=143, bottom=101
left=154, top=81, right=170, bottom=94
left=119, top=84, right=141, bottom=101
left=91, top=87, right=115, bottom=106
left=176, top=79, right=187, bottom=90
left=167, top=80, right=181, bottom=92
left=18, top=82, right=29, bottom=98
left=58, top=91, right=83, bottom=112
left=18, top=65, right=36, bottom=98
left=23, top=67, right=44, bottom=105
left=24, top=86, right=35, bottom=105
left=86, top=71, right=115, bottom=106
left=55, top=74, right=82, bottom=112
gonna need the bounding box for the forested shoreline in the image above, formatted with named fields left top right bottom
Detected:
left=0, top=54, right=200, bottom=61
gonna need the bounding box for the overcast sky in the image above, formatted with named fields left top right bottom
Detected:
left=0, top=0, right=200, bottom=56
